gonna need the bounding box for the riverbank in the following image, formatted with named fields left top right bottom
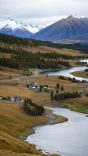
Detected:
left=19, top=108, right=68, bottom=142
left=71, top=70, right=88, bottom=79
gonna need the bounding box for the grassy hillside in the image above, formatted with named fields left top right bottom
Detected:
left=0, top=33, right=88, bottom=156
left=0, top=101, right=49, bottom=155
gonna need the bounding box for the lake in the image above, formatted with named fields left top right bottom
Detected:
left=26, top=107, right=88, bottom=156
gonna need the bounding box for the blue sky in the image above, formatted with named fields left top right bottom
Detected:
left=0, top=0, right=88, bottom=25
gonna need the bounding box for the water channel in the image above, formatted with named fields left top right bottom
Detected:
left=40, top=66, right=88, bottom=82
left=26, top=65, right=88, bottom=156
left=26, top=107, right=88, bottom=156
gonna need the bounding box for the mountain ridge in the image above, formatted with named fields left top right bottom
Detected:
left=31, top=15, right=88, bottom=42
left=0, top=17, right=47, bottom=38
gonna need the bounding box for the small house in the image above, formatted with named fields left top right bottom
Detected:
left=9, top=96, right=15, bottom=101
left=0, top=97, right=3, bottom=100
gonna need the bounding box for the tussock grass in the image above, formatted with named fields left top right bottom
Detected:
left=0, top=101, right=62, bottom=156
left=71, top=70, right=88, bottom=78
left=62, top=95, right=88, bottom=114
left=53, top=115, right=68, bottom=122
left=0, top=101, right=50, bottom=155
left=21, top=75, right=85, bottom=93
left=36, top=100, right=56, bottom=106
left=0, top=41, right=86, bottom=57
left=0, top=53, right=11, bottom=59
left=0, top=102, right=48, bottom=137
left=0, top=85, right=49, bottom=101
left=0, top=149, right=60, bottom=156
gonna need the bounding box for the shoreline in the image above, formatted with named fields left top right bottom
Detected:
left=18, top=99, right=88, bottom=142
left=18, top=108, right=68, bottom=142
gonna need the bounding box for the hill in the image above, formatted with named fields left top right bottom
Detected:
left=32, top=15, right=88, bottom=42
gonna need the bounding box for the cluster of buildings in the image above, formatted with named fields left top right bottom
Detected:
left=0, top=96, right=24, bottom=102
left=9, top=96, right=24, bottom=102
left=26, top=82, right=52, bottom=91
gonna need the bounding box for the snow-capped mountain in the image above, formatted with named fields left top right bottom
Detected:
left=24, top=24, right=48, bottom=34
left=0, top=17, right=47, bottom=38
left=70, top=15, right=82, bottom=19
left=32, top=15, right=88, bottom=41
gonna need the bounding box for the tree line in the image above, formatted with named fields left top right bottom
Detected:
left=0, top=33, right=88, bottom=56
left=50, top=90, right=81, bottom=101
left=58, top=75, right=81, bottom=83
left=0, top=33, right=29, bottom=45
left=0, top=46, right=70, bottom=69
left=0, top=58, right=19, bottom=69
left=23, top=98, right=44, bottom=116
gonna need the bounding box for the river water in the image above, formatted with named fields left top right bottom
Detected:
left=26, top=65, right=88, bottom=156
left=41, top=66, right=88, bottom=81
left=26, top=107, right=88, bottom=156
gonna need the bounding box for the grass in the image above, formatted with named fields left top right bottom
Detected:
left=0, top=85, right=49, bottom=101
left=21, top=75, right=86, bottom=93
left=0, top=101, right=50, bottom=155
left=0, top=42, right=88, bottom=155
left=71, top=70, right=88, bottom=78
left=62, top=100, right=88, bottom=114
left=53, top=115, right=68, bottom=122
left=0, top=66, right=32, bottom=80
left=0, top=53, right=11, bottom=59
left=58, top=39, right=85, bottom=44
left=0, top=41, right=85, bottom=56
left=0, top=100, right=61, bottom=156
left=20, top=128, right=30, bottom=135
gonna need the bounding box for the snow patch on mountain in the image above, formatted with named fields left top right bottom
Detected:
left=0, top=17, right=48, bottom=34
left=71, top=15, right=82, bottom=19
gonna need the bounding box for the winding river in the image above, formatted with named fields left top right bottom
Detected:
left=25, top=65, right=88, bottom=156
left=26, top=107, right=88, bottom=156
left=41, top=66, right=88, bottom=82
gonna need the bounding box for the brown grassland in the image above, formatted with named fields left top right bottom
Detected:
left=0, top=66, right=32, bottom=80
left=0, top=42, right=87, bottom=69
left=0, top=53, right=11, bottom=59
left=21, top=75, right=85, bottom=93
left=0, top=101, right=61, bottom=156
left=71, top=70, right=88, bottom=78
left=57, top=39, right=85, bottom=44
left=0, top=41, right=87, bottom=57
left=0, top=42, right=88, bottom=155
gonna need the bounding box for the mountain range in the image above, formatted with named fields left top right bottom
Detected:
left=32, top=15, right=88, bottom=42
left=0, top=17, right=47, bottom=38
left=0, top=15, right=88, bottom=42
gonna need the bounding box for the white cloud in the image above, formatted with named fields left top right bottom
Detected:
left=0, top=0, right=88, bottom=24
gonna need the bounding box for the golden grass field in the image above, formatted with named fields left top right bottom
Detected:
left=71, top=70, right=88, bottom=78
left=57, top=39, right=85, bottom=44
left=0, top=101, right=61, bottom=156
left=0, top=66, right=32, bottom=80
left=0, top=72, right=86, bottom=101
left=0, top=42, right=87, bottom=70
left=0, top=52, right=11, bottom=59
left=0, top=42, right=88, bottom=155
left=0, top=84, right=49, bottom=101
left=21, top=75, right=86, bottom=93
left=0, top=41, right=87, bottom=57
